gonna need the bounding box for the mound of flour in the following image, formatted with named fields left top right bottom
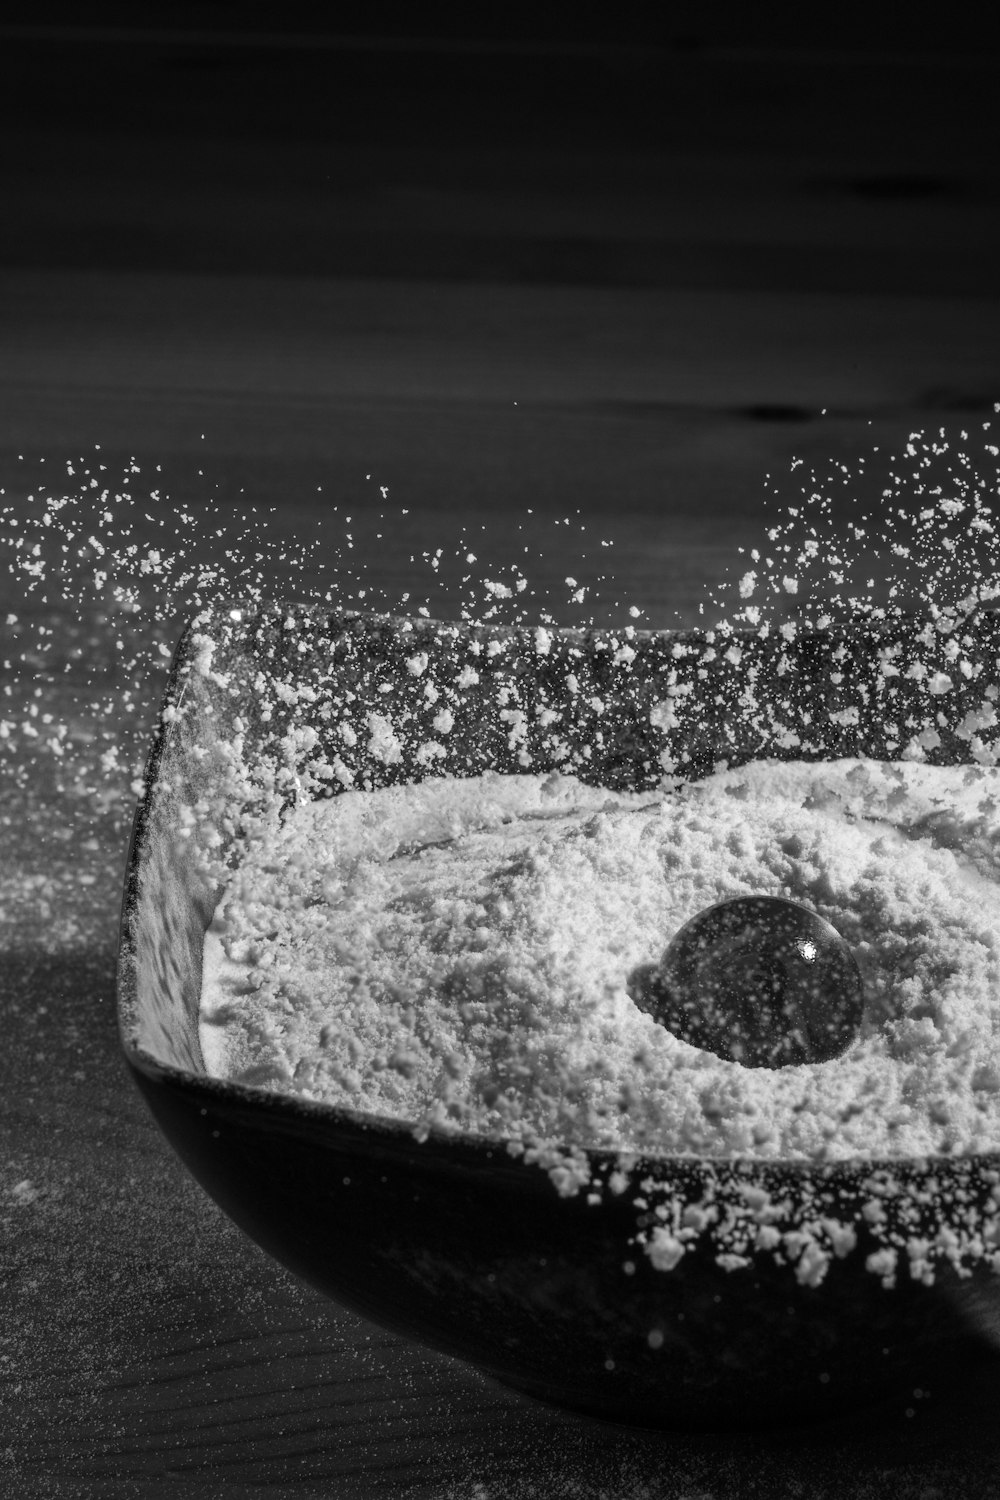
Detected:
left=199, top=759, right=1000, bottom=1161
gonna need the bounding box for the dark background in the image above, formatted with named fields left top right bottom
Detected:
left=3, top=5, right=1000, bottom=625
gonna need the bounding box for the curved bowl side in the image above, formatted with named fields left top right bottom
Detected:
left=125, top=1052, right=997, bottom=1431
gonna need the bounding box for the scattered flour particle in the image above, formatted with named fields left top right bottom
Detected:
left=9, top=1180, right=41, bottom=1205
left=646, top=1230, right=686, bottom=1272
left=865, top=1247, right=899, bottom=1287
left=366, top=713, right=403, bottom=765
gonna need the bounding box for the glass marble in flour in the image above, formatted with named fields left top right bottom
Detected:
left=199, top=760, right=1000, bottom=1161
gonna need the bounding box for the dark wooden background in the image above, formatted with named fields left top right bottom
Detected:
left=4, top=8, right=1000, bottom=1497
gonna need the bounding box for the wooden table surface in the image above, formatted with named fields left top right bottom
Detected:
left=4, top=15, right=1000, bottom=1498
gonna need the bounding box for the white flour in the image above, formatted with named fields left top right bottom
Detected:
left=200, top=758, right=1000, bottom=1163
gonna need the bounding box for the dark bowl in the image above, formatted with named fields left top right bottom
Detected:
left=117, top=603, right=1000, bottom=1430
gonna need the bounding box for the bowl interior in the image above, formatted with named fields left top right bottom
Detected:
left=119, top=602, right=1000, bottom=1080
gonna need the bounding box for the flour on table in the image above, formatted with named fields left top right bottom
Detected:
left=199, top=760, right=1000, bottom=1162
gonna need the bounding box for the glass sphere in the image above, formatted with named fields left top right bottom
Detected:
left=633, top=895, right=864, bottom=1069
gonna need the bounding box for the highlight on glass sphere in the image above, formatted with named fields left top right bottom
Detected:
left=629, top=895, right=864, bottom=1069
